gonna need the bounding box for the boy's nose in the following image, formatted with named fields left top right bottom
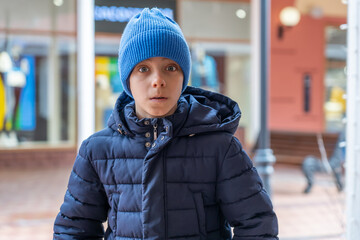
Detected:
left=151, top=72, right=166, bottom=88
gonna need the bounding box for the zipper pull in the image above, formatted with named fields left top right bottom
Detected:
left=153, top=124, right=158, bottom=140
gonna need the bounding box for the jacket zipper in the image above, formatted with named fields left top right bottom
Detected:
left=163, top=150, right=168, bottom=239
left=153, top=124, right=158, bottom=140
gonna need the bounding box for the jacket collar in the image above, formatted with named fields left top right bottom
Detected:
left=107, top=91, right=189, bottom=138
left=107, top=86, right=241, bottom=138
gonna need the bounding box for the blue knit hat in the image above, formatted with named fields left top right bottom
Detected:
left=118, top=8, right=191, bottom=97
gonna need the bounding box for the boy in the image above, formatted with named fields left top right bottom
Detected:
left=54, top=8, right=278, bottom=240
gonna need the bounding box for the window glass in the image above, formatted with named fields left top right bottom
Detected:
left=324, top=26, right=347, bottom=132
left=181, top=0, right=252, bottom=143
left=0, top=0, right=76, bottom=148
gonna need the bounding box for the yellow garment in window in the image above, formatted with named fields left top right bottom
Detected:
left=0, top=74, right=6, bottom=131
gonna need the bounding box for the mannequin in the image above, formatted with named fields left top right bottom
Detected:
left=0, top=45, right=27, bottom=147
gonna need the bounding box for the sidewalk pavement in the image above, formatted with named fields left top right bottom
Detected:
left=0, top=164, right=345, bottom=240
left=272, top=165, right=345, bottom=240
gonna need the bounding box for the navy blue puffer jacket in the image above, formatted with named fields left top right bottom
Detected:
left=54, top=87, right=278, bottom=240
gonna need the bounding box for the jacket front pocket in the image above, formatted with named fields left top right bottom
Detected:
left=193, top=192, right=207, bottom=239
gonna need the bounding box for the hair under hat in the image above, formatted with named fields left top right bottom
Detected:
left=118, top=8, right=191, bottom=97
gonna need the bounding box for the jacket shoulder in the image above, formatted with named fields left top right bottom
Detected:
left=198, top=131, right=239, bottom=148
left=85, top=127, right=119, bottom=145
left=90, top=127, right=117, bottom=138
left=80, top=127, right=123, bottom=160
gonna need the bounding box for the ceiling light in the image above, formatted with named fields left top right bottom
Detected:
left=236, top=9, right=246, bottom=19
left=53, top=0, right=63, bottom=7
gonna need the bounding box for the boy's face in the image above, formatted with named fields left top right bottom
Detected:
left=129, top=57, right=183, bottom=119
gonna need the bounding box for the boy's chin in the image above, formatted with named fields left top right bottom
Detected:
left=147, top=111, right=174, bottom=119
left=143, top=108, right=177, bottom=119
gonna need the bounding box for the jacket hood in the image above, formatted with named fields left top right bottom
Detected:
left=107, top=86, right=241, bottom=137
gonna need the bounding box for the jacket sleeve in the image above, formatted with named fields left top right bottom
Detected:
left=53, top=139, right=109, bottom=240
left=217, top=137, right=278, bottom=240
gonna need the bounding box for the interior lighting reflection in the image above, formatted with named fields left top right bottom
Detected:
left=236, top=9, right=247, bottom=19
left=53, top=0, right=64, bottom=7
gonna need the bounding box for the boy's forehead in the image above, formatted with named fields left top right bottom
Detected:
left=140, top=57, right=174, bottom=63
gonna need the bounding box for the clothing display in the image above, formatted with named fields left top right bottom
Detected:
left=0, top=51, right=12, bottom=131
left=191, top=54, right=219, bottom=92
left=15, top=56, right=36, bottom=131
left=0, top=54, right=36, bottom=147
left=0, top=74, right=6, bottom=131
left=95, top=56, right=123, bottom=130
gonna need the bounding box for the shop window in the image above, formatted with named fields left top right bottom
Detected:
left=0, top=0, right=77, bottom=148
left=324, top=26, right=347, bottom=132
left=95, top=55, right=122, bottom=131
left=180, top=0, right=253, bottom=145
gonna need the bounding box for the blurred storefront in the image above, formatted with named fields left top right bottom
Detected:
left=1, top=0, right=347, bottom=167
left=269, top=0, right=347, bottom=164
left=0, top=0, right=77, bottom=167
left=0, top=0, right=255, bottom=167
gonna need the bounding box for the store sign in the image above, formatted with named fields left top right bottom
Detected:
left=95, top=7, right=174, bottom=23
left=94, top=0, right=177, bottom=34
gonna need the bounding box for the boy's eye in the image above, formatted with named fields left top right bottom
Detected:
left=166, top=65, right=177, bottom=71
left=138, top=66, right=149, bottom=73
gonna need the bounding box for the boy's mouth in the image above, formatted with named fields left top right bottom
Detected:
left=150, top=97, right=167, bottom=100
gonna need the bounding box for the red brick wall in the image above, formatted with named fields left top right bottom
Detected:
left=0, top=148, right=77, bottom=169
left=270, top=0, right=327, bottom=133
